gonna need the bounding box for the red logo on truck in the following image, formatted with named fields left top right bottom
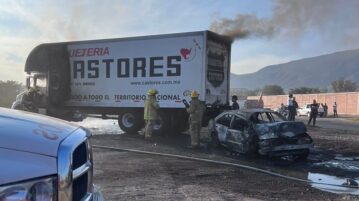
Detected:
left=180, top=48, right=191, bottom=59
left=180, top=39, right=201, bottom=62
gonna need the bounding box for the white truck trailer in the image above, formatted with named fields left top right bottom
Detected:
left=15, top=31, right=232, bottom=133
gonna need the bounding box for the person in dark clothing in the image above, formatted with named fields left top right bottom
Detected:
left=307, top=99, right=319, bottom=126
left=231, top=95, right=239, bottom=110
left=292, top=97, right=299, bottom=121
left=333, top=102, right=338, bottom=117
left=321, top=103, right=328, bottom=117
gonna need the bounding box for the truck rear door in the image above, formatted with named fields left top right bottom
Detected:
left=205, top=32, right=231, bottom=106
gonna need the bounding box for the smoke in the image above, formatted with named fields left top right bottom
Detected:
left=210, top=14, right=275, bottom=39
left=210, top=0, right=359, bottom=42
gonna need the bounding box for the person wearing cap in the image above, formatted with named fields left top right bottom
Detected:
left=231, top=95, right=239, bottom=110
left=186, top=90, right=205, bottom=148
left=144, top=89, right=160, bottom=140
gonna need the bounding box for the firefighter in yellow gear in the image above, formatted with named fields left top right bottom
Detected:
left=144, top=89, right=160, bottom=139
left=186, top=90, right=205, bottom=148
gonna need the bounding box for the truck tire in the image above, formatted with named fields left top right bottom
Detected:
left=118, top=111, right=143, bottom=133
left=153, top=112, right=170, bottom=135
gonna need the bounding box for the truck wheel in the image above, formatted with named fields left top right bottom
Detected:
left=118, top=111, right=143, bottom=133
left=153, top=112, right=170, bottom=135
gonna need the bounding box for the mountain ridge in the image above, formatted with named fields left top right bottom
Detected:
left=231, top=49, right=359, bottom=90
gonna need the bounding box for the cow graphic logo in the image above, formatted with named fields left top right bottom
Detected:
left=180, top=48, right=192, bottom=60
left=180, top=39, right=201, bottom=62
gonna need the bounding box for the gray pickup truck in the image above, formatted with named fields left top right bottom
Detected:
left=0, top=107, right=104, bottom=201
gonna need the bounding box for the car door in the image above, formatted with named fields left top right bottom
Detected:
left=227, top=115, right=250, bottom=153
left=215, top=113, right=233, bottom=145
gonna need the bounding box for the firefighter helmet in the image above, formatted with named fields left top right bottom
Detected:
left=191, top=90, right=199, bottom=98
left=147, top=89, right=158, bottom=96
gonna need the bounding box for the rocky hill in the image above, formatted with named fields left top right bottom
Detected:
left=231, top=49, right=359, bottom=90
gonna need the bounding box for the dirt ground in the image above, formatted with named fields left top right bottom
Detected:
left=90, top=124, right=359, bottom=201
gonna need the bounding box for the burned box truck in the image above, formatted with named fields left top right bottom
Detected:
left=16, top=31, right=232, bottom=133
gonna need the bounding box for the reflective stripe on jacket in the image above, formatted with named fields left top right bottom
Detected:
left=144, top=97, right=159, bottom=120
left=186, top=98, right=205, bottom=123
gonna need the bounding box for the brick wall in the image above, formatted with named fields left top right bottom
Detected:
left=248, top=92, right=359, bottom=115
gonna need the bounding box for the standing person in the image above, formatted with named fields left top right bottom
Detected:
left=144, top=89, right=160, bottom=140
left=307, top=99, right=319, bottom=126
left=333, top=102, right=338, bottom=117
left=292, top=97, right=299, bottom=121
left=258, top=93, right=264, bottom=108
left=287, top=94, right=294, bottom=121
left=231, top=95, right=239, bottom=110
left=324, top=103, right=328, bottom=117
left=321, top=103, right=328, bottom=117
left=186, top=90, right=205, bottom=149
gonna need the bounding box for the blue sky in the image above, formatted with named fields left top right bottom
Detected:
left=0, top=0, right=358, bottom=82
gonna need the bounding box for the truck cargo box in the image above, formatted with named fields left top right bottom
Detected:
left=64, top=31, right=231, bottom=108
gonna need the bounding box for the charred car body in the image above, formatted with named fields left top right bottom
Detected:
left=209, top=109, right=313, bottom=158
left=0, top=107, right=104, bottom=201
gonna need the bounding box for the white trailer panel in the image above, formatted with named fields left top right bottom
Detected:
left=66, top=34, right=206, bottom=108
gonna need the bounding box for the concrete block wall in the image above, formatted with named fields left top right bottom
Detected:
left=248, top=92, right=359, bottom=115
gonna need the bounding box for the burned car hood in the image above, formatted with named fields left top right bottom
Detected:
left=254, top=121, right=307, bottom=139
left=0, top=107, right=80, bottom=157
left=0, top=148, right=57, bottom=185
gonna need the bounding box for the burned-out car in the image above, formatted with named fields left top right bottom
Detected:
left=209, top=109, right=313, bottom=158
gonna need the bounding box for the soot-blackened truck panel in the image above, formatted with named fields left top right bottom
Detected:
left=25, top=44, right=71, bottom=106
